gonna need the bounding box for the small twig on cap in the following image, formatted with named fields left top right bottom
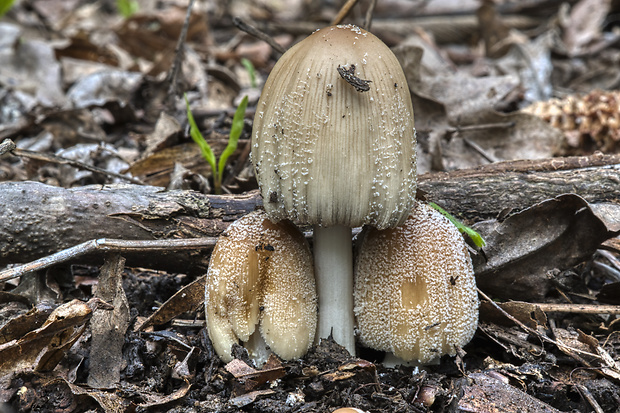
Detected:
left=232, top=17, right=287, bottom=55
left=337, top=64, right=372, bottom=92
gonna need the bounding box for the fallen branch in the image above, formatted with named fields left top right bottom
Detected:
left=0, top=181, right=260, bottom=274
left=0, top=238, right=218, bottom=283
left=1, top=154, right=619, bottom=274
left=419, top=153, right=620, bottom=222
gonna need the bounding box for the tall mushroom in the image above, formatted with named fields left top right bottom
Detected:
left=205, top=210, right=317, bottom=364
left=251, top=25, right=416, bottom=354
left=354, top=202, right=479, bottom=364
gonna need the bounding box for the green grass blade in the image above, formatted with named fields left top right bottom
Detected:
left=184, top=94, right=216, bottom=173
left=428, top=202, right=486, bottom=248
left=0, top=0, right=17, bottom=17
left=116, top=0, right=139, bottom=18
left=240, top=58, right=256, bottom=88
left=217, top=95, right=249, bottom=180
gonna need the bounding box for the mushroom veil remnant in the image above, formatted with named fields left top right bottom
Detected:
left=205, top=210, right=317, bottom=364
left=354, top=202, right=479, bottom=364
left=251, top=25, right=416, bottom=354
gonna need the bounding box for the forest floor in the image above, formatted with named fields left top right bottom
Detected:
left=1, top=0, right=620, bottom=412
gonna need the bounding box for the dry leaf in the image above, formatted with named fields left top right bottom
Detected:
left=0, top=300, right=92, bottom=375
left=88, top=254, right=130, bottom=388
left=473, top=194, right=614, bottom=300
left=225, top=354, right=285, bottom=385
left=562, top=0, right=611, bottom=56
left=479, top=301, right=548, bottom=329
left=138, top=276, right=206, bottom=332
left=457, top=372, right=563, bottom=412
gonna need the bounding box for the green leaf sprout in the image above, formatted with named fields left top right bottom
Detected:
left=240, top=58, right=257, bottom=89
left=0, top=0, right=17, bottom=18
left=184, top=94, right=249, bottom=194
left=116, top=0, right=139, bottom=18
left=428, top=202, right=486, bottom=248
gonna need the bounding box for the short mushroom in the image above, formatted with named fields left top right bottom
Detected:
left=205, top=210, right=317, bottom=363
left=251, top=25, right=416, bottom=354
left=353, top=202, right=479, bottom=364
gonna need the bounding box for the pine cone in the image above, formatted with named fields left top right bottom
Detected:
left=524, top=90, right=620, bottom=154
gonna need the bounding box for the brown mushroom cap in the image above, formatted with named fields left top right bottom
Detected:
left=205, top=211, right=317, bottom=362
left=251, top=24, right=416, bottom=229
left=353, top=202, right=479, bottom=363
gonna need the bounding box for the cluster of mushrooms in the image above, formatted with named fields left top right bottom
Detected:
left=204, top=25, right=479, bottom=365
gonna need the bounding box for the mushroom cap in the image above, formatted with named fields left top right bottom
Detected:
left=205, top=210, right=317, bottom=362
left=353, top=202, right=479, bottom=363
left=252, top=24, right=416, bottom=229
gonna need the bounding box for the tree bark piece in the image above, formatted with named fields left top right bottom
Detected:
left=0, top=181, right=261, bottom=274
left=418, top=153, right=620, bottom=222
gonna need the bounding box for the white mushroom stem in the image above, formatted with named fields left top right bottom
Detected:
left=313, top=224, right=355, bottom=355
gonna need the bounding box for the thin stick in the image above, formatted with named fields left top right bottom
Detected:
left=166, top=0, right=196, bottom=106
left=332, top=0, right=359, bottom=25
left=0, top=237, right=218, bottom=283
left=575, top=384, right=605, bottom=413
left=477, top=288, right=600, bottom=360
left=232, top=17, right=286, bottom=55
left=463, top=138, right=500, bottom=163
left=363, top=0, right=377, bottom=30
left=533, top=303, right=620, bottom=315
left=446, top=122, right=515, bottom=133
left=10, top=145, right=145, bottom=185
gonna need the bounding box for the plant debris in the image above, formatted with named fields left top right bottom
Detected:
left=1, top=0, right=620, bottom=411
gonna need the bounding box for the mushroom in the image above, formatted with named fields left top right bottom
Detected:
left=205, top=210, right=317, bottom=363
left=353, top=202, right=479, bottom=364
left=251, top=25, right=416, bottom=354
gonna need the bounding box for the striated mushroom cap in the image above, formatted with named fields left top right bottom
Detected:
left=252, top=24, right=416, bottom=229
left=354, top=202, right=479, bottom=363
left=205, top=210, right=317, bottom=362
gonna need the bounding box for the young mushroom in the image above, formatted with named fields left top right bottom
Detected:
left=205, top=210, right=317, bottom=364
left=354, top=202, right=479, bottom=364
left=251, top=25, right=416, bottom=354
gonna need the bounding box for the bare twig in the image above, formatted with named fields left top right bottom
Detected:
left=463, top=138, right=501, bottom=163
left=332, top=0, right=359, bottom=25
left=363, top=0, right=377, bottom=31
left=0, top=237, right=218, bottom=283
left=232, top=17, right=286, bottom=55
left=9, top=143, right=145, bottom=185
left=532, top=303, right=620, bottom=315
left=596, top=250, right=620, bottom=281
left=446, top=121, right=515, bottom=134
left=477, top=288, right=600, bottom=360
left=166, top=0, right=196, bottom=108
left=593, top=261, right=620, bottom=282
left=574, top=384, right=605, bottom=413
